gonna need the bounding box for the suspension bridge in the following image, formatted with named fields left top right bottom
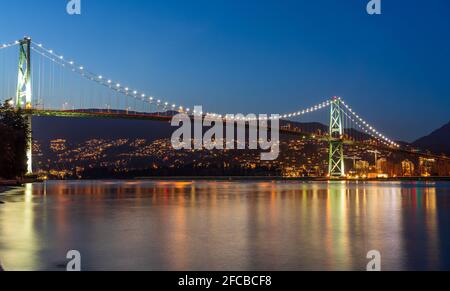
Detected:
left=1, top=37, right=425, bottom=178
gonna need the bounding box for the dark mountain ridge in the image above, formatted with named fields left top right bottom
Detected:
left=413, top=121, right=450, bottom=155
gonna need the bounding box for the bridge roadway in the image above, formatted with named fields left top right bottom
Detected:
left=26, top=109, right=450, bottom=162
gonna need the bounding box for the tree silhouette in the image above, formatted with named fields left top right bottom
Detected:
left=0, top=100, right=31, bottom=179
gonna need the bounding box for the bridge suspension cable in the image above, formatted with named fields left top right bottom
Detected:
left=2, top=37, right=399, bottom=150
left=0, top=41, right=19, bottom=50
left=32, top=40, right=189, bottom=114
left=1, top=36, right=410, bottom=177
left=340, top=100, right=399, bottom=147
left=340, top=106, right=394, bottom=147
left=30, top=39, right=336, bottom=121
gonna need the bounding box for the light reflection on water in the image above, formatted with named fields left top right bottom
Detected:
left=0, top=180, right=449, bottom=271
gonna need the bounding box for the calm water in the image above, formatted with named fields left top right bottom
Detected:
left=0, top=180, right=450, bottom=271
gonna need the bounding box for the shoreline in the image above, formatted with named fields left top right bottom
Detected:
left=0, top=178, right=34, bottom=195
left=0, top=186, right=12, bottom=196
left=137, top=176, right=450, bottom=182
left=0, top=184, right=16, bottom=196
left=36, top=176, right=450, bottom=182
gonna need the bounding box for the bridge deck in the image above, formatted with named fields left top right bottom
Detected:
left=25, top=109, right=450, bottom=161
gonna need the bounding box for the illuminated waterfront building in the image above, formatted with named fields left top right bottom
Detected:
left=419, top=157, right=436, bottom=177
left=401, top=159, right=415, bottom=177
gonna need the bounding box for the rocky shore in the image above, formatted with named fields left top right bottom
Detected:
left=0, top=186, right=9, bottom=194
left=0, top=178, right=36, bottom=195
left=0, top=184, right=14, bottom=196
left=0, top=186, right=8, bottom=203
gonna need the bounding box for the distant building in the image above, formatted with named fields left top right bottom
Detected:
left=401, top=159, right=415, bottom=177
left=355, top=160, right=370, bottom=177
left=376, top=158, right=388, bottom=174
left=50, top=139, right=67, bottom=152
left=419, top=157, right=436, bottom=177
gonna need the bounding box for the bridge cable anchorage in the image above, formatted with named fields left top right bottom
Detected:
left=30, top=40, right=335, bottom=121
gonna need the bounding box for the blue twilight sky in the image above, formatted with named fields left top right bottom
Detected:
left=1, top=0, right=449, bottom=141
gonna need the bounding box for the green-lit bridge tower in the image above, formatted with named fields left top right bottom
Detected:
left=328, top=97, right=345, bottom=178
left=15, top=37, right=33, bottom=174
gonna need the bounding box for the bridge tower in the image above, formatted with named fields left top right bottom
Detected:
left=15, top=37, right=33, bottom=174
left=328, top=97, right=345, bottom=178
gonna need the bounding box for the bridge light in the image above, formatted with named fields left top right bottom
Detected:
left=133, top=91, right=137, bottom=95
left=79, top=66, right=84, bottom=70
left=98, top=75, right=103, bottom=79
left=116, top=83, right=121, bottom=87
left=69, top=61, right=74, bottom=65
left=107, top=80, right=112, bottom=84
left=141, top=94, right=145, bottom=98
left=125, top=87, right=129, bottom=91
